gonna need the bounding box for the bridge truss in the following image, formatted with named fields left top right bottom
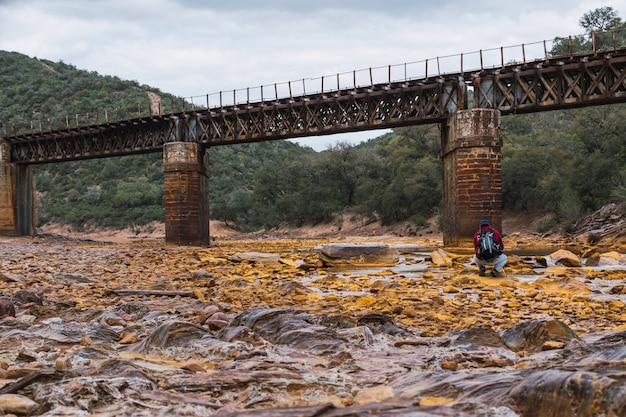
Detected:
left=474, top=52, right=626, bottom=112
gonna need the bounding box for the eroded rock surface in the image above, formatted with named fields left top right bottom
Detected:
left=319, top=243, right=400, bottom=267
left=0, top=234, right=625, bottom=416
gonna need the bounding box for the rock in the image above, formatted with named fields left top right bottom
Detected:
left=501, top=319, right=578, bottom=353
left=131, top=321, right=211, bottom=352
left=318, top=243, right=399, bottom=267
left=181, top=363, right=206, bottom=373
left=535, top=276, right=589, bottom=292
left=443, top=285, right=459, bottom=293
left=585, top=252, right=601, bottom=266
left=449, top=327, right=509, bottom=350
left=441, top=360, right=458, bottom=370
left=192, top=269, right=217, bottom=284
left=542, top=340, right=566, bottom=350
left=11, top=290, right=45, bottom=305
left=229, top=251, right=281, bottom=264
left=199, top=304, right=222, bottom=322
left=280, top=281, right=313, bottom=296
left=353, top=385, right=395, bottom=405
left=3, top=233, right=626, bottom=416
left=0, top=272, right=21, bottom=283
left=574, top=203, right=626, bottom=242
left=598, top=251, right=624, bottom=265
left=51, top=272, right=96, bottom=283
left=357, top=313, right=408, bottom=336
left=119, top=332, right=138, bottom=344
left=504, top=254, right=523, bottom=265
left=546, top=249, right=582, bottom=267
left=205, top=312, right=229, bottom=330
left=392, top=305, right=404, bottom=315
left=508, top=370, right=626, bottom=417
left=228, top=307, right=346, bottom=354
left=0, top=394, right=39, bottom=415
left=430, top=248, right=453, bottom=267
left=0, top=297, right=15, bottom=317
left=327, top=351, right=352, bottom=368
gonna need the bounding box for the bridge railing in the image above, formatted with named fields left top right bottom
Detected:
left=183, top=28, right=626, bottom=109
left=4, top=28, right=626, bottom=138
left=185, top=40, right=554, bottom=110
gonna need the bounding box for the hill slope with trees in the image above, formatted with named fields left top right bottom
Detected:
left=1, top=7, right=625, bottom=236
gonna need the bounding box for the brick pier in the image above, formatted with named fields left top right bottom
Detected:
left=163, top=142, right=210, bottom=246
left=441, top=109, right=502, bottom=247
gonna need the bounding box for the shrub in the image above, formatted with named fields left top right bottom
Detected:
left=412, top=215, right=428, bottom=228
left=536, top=214, right=558, bottom=233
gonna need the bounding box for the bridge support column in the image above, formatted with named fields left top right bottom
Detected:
left=0, top=140, right=36, bottom=236
left=441, top=109, right=502, bottom=247
left=163, top=142, right=209, bottom=246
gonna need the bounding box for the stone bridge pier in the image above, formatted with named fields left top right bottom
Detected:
left=441, top=109, right=502, bottom=247
left=0, top=140, right=35, bottom=236
left=163, top=141, right=210, bottom=246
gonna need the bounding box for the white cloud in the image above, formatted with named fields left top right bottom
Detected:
left=1, top=0, right=625, bottom=150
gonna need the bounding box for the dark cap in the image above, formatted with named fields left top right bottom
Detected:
left=479, top=219, right=490, bottom=227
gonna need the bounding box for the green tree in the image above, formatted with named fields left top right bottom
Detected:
left=112, top=177, right=161, bottom=208
left=550, top=7, right=626, bottom=57
left=357, top=126, right=442, bottom=224
left=579, top=7, right=621, bottom=32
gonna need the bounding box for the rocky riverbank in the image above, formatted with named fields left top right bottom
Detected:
left=0, top=228, right=625, bottom=416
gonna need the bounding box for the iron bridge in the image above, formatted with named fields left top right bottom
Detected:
left=4, top=49, right=626, bottom=164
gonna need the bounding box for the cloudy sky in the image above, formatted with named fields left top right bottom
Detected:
left=1, top=0, right=624, bottom=150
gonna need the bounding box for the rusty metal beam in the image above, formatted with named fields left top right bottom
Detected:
left=472, top=53, right=626, bottom=113
left=6, top=77, right=466, bottom=164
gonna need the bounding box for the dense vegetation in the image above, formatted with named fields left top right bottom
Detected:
left=1, top=8, right=625, bottom=234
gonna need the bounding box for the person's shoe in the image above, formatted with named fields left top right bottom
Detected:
left=478, top=267, right=486, bottom=276
left=490, top=269, right=499, bottom=277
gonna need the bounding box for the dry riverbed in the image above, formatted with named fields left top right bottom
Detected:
left=0, top=229, right=625, bottom=416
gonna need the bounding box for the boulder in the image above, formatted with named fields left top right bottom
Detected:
left=598, top=251, right=624, bottom=266
left=318, top=243, right=399, bottom=267
left=508, top=370, right=626, bottom=417
left=501, top=319, right=578, bottom=353
left=429, top=248, right=453, bottom=267
left=546, top=249, right=582, bottom=267
left=0, top=394, right=39, bottom=415
left=449, top=327, right=509, bottom=350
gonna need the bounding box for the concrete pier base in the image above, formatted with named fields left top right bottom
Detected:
left=163, top=142, right=210, bottom=246
left=441, top=109, right=502, bottom=247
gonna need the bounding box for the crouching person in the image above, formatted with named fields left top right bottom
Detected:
left=474, top=219, right=507, bottom=277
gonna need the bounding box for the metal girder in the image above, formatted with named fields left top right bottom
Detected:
left=5, top=77, right=465, bottom=163
left=8, top=119, right=171, bottom=164
left=473, top=53, right=626, bottom=113
left=174, top=78, right=465, bottom=145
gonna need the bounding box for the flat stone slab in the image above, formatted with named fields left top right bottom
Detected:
left=228, top=251, right=281, bottom=264
left=318, top=243, right=399, bottom=267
